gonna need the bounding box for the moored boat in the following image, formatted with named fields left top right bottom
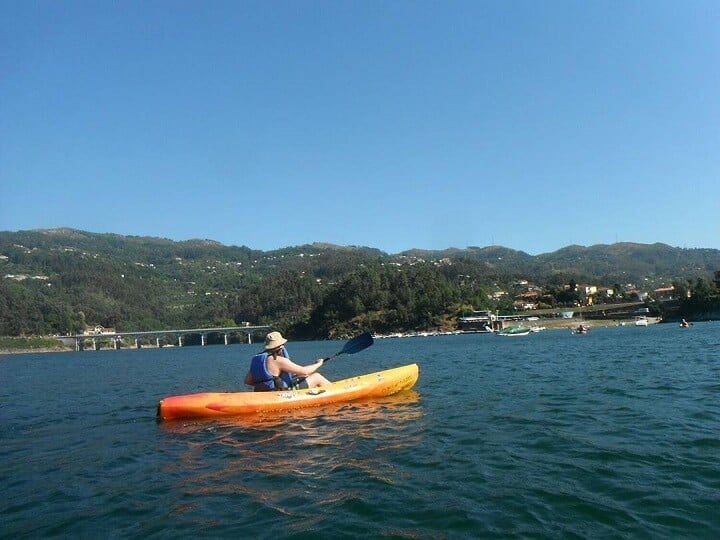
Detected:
left=157, top=363, right=420, bottom=420
left=496, top=325, right=532, bottom=336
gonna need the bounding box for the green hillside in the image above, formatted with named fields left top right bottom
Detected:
left=1, top=228, right=719, bottom=339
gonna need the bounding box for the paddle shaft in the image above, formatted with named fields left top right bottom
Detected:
left=293, top=332, right=373, bottom=385
left=322, top=350, right=346, bottom=363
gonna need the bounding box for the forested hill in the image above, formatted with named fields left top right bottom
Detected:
left=401, top=243, right=720, bottom=282
left=1, top=228, right=719, bottom=338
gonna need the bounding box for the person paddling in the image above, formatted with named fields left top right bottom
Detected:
left=244, top=331, right=330, bottom=391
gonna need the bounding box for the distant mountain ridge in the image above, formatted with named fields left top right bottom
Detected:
left=2, top=228, right=719, bottom=338
left=401, top=242, right=720, bottom=284
left=2, top=228, right=719, bottom=285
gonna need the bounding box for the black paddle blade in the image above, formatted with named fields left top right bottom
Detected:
left=322, top=332, right=374, bottom=362
left=338, top=331, right=374, bottom=355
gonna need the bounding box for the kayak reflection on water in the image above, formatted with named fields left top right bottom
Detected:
left=158, top=391, right=424, bottom=519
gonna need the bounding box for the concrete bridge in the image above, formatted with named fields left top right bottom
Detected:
left=68, top=325, right=271, bottom=351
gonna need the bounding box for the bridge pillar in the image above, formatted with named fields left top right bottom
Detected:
left=201, top=334, right=206, bottom=346
left=224, top=333, right=228, bottom=345
left=178, top=335, right=183, bottom=347
left=156, top=337, right=160, bottom=348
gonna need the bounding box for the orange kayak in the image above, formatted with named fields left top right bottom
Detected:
left=157, top=363, right=419, bottom=420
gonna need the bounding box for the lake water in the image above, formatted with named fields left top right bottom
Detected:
left=2, top=322, right=719, bottom=538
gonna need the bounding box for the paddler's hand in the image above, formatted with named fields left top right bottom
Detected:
left=315, top=358, right=324, bottom=370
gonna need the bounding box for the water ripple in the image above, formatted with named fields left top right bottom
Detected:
left=2, top=326, right=720, bottom=537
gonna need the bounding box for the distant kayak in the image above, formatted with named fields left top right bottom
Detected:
left=157, top=363, right=419, bottom=420
left=573, top=324, right=589, bottom=334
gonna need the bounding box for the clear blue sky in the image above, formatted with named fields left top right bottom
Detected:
left=2, top=1, right=718, bottom=255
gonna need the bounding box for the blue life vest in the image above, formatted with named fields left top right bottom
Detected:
left=249, top=346, right=294, bottom=391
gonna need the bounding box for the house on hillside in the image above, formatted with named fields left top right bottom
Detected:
left=599, top=287, right=615, bottom=300
left=654, top=286, right=675, bottom=301
left=577, top=284, right=598, bottom=296
left=514, top=291, right=538, bottom=310
left=624, top=288, right=648, bottom=302
left=84, top=325, right=117, bottom=335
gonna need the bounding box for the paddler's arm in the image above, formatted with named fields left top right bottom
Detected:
left=244, top=371, right=254, bottom=385
left=273, top=356, right=324, bottom=377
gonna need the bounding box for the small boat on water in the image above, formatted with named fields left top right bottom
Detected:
left=573, top=324, right=589, bottom=334
left=634, top=316, right=649, bottom=327
left=496, top=325, right=532, bottom=337
left=157, top=363, right=419, bottom=420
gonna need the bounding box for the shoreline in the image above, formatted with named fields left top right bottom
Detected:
left=0, top=346, right=74, bottom=355
left=0, top=318, right=660, bottom=355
